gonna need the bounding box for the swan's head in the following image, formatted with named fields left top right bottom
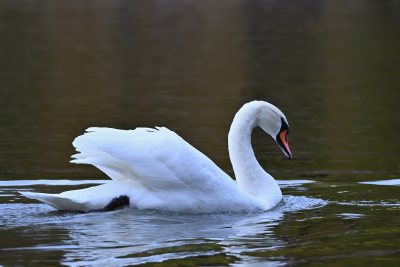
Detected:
left=255, top=102, right=292, bottom=160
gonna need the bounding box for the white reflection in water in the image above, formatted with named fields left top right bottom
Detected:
left=337, top=213, right=364, bottom=220
left=276, top=180, right=315, bottom=188
left=358, top=179, right=400, bottom=186
left=0, top=180, right=107, bottom=187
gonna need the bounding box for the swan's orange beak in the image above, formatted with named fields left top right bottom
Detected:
left=277, top=129, right=292, bottom=160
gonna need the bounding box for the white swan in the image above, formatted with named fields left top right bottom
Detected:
left=21, top=101, right=292, bottom=213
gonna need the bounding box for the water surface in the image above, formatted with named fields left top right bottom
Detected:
left=0, top=0, right=399, bottom=266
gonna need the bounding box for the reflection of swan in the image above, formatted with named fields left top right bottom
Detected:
left=59, top=209, right=286, bottom=265
left=21, top=101, right=292, bottom=213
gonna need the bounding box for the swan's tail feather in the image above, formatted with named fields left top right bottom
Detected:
left=19, top=181, right=135, bottom=212
left=19, top=191, right=91, bottom=211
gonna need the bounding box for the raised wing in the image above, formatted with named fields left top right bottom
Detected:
left=71, top=127, right=237, bottom=195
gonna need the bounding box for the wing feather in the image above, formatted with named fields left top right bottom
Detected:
left=71, top=127, right=235, bottom=194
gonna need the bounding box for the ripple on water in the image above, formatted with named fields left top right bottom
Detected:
left=336, top=200, right=400, bottom=207
left=358, top=179, right=400, bottom=186
left=337, top=213, right=365, bottom=219
left=277, top=179, right=315, bottom=188
left=0, top=179, right=326, bottom=266
left=0, top=179, right=316, bottom=187
left=0, top=180, right=107, bottom=187
left=0, top=195, right=326, bottom=228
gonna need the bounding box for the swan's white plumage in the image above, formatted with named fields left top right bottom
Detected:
left=21, top=101, right=290, bottom=213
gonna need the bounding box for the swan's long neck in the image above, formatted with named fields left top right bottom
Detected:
left=228, top=103, right=282, bottom=205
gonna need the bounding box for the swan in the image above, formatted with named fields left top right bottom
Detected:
left=20, top=101, right=292, bottom=213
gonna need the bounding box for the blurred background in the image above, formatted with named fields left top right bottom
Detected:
left=1, top=1, right=400, bottom=266
left=0, top=0, right=399, bottom=182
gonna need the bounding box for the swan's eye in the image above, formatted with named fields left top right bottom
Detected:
left=279, top=118, right=289, bottom=134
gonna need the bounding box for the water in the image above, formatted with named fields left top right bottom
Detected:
left=0, top=180, right=326, bottom=266
left=0, top=0, right=399, bottom=266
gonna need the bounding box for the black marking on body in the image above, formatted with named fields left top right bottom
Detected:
left=103, top=195, right=130, bottom=211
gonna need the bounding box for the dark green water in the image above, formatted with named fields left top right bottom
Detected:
left=0, top=0, right=399, bottom=266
